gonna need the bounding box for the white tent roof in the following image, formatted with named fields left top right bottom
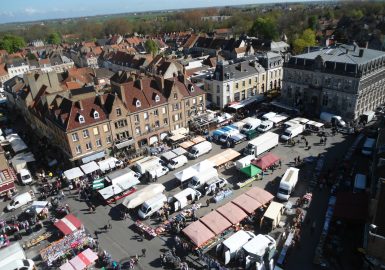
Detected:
left=122, top=184, right=165, bottom=209
left=161, top=151, right=177, bottom=161
left=117, top=178, right=140, bottom=190
left=98, top=184, right=123, bottom=200
left=223, top=230, right=255, bottom=252
left=173, top=188, right=197, bottom=202
left=6, top=133, right=28, bottom=153
left=171, top=127, right=189, bottom=136
left=263, top=201, right=283, bottom=220
left=31, top=201, right=49, bottom=214
left=80, top=161, right=100, bottom=174
left=191, top=159, right=215, bottom=172
left=97, top=157, right=119, bottom=172
left=242, top=234, right=273, bottom=256
left=172, top=147, right=187, bottom=156
left=174, top=167, right=198, bottom=182
left=63, top=167, right=84, bottom=180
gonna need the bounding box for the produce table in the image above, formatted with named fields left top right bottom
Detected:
left=213, top=189, right=233, bottom=203
left=135, top=220, right=157, bottom=238
left=23, top=231, right=52, bottom=249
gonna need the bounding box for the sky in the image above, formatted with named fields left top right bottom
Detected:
left=0, top=0, right=316, bottom=24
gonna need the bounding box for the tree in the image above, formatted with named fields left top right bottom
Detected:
left=144, top=39, right=159, bottom=56
left=308, top=15, right=318, bottom=30
left=0, top=35, right=26, bottom=53
left=48, top=32, right=61, bottom=44
left=103, top=18, right=132, bottom=35
left=249, top=17, right=279, bottom=40
left=292, top=28, right=316, bottom=54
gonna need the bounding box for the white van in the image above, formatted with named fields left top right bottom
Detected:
left=7, top=191, right=35, bottom=211
left=167, top=155, right=188, bottom=170
left=362, top=138, right=375, bottom=156
left=188, top=168, right=218, bottom=189
left=18, top=169, right=33, bottom=185
left=204, top=177, right=228, bottom=196
left=354, top=173, right=367, bottom=192
left=280, top=124, right=304, bottom=141
left=138, top=193, right=167, bottom=219
left=219, top=230, right=256, bottom=265
left=168, top=188, right=201, bottom=212
left=3, top=259, right=35, bottom=270
left=188, top=141, right=212, bottom=159
left=277, top=168, right=299, bottom=201
left=257, top=120, right=274, bottom=133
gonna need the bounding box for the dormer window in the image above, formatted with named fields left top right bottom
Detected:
left=79, top=115, right=85, bottom=123
left=93, top=111, right=100, bottom=119
left=136, top=99, right=141, bottom=107
left=189, top=85, right=194, bottom=92
left=155, top=95, right=160, bottom=102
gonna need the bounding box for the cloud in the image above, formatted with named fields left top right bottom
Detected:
left=0, top=11, right=15, bottom=17
left=24, top=8, right=41, bottom=15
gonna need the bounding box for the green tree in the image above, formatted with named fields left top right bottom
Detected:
left=0, top=35, right=26, bottom=53
left=103, top=18, right=132, bottom=35
left=249, top=17, right=279, bottom=40
left=293, top=28, right=316, bottom=54
left=308, top=15, right=318, bottom=30
left=144, top=39, right=159, bottom=56
left=48, top=32, right=61, bottom=44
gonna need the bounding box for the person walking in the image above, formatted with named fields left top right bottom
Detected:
left=206, top=198, right=210, bottom=207
left=279, top=160, right=282, bottom=168
left=141, top=248, right=146, bottom=257
left=305, top=141, right=309, bottom=148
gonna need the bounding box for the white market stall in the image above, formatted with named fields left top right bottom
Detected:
left=63, top=167, right=84, bottom=180
left=80, top=161, right=100, bottom=175
left=122, top=184, right=165, bottom=209
left=97, top=157, right=121, bottom=173
left=175, top=167, right=198, bottom=183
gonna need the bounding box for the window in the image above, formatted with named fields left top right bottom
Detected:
left=217, top=85, right=220, bottom=93
left=116, top=108, right=122, bottom=116
left=134, top=115, right=139, bottom=122
left=96, top=139, right=102, bottom=147
left=106, top=136, right=112, bottom=144
left=145, top=124, right=150, bottom=132
left=93, top=111, right=99, bottom=119
left=174, top=114, right=179, bottom=121
left=82, top=129, right=89, bottom=138
left=174, top=93, right=178, bottom=100
left=193, top=98, right=196, bottom=104
left=255, top=77, right=258, bottom=83
left=162, top=107, right=166, bottom=114
left=143, top=112, right=149, bottom=120
left=322, top=94, right=328, bottom=106
left=79, top=115, right=85, bottom=124
left=85, top=142, right=92, bottom=150
left=136, top=100, right=141, bottom=107
left=262, top=75, right=265, bottom=81
left=155, top=95, right=160, bottom=102
left=103, top=124, right=109, bottom=132
left=155, top=120, right=160, bottom=127
left=135, top=127, right=141, bottom=135
left=154, top=109, right=158, bottom=116
left=199, top=96, right=203, bottom=103
left=71, top=133, right=79, bottom=142
left=242, top=80, right=245, bottom=87
left=249, top=79, right=252, bottom=84
left=173, top=103, right=180, bottom=111
left=226, top=85, right=230, bottom=92
left=93, top=127, right=99, bottom=135
left=236, top=83, right=239, bottom=89
left=186, top=100, right=190, bottom=107
left=164, top=118, right=168, bottom=125
left=75, top=145, right=82, bottom=154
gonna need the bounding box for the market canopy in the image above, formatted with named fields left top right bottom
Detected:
left=80, top=161, right=100, bottom=175
left=97, top=157, right=120, bottom=172
left=63, top=167, right=84, bottom=180
left=67, top=248, right=98, bottom=270
left=175, top=167, right=198, bottom=182
left=240, top=164, right=262, bottom=177
left=216, top=202, right=248, bottom=225
left=191, top=136, right=206, bottom=144
left=251, top=153, right=280, bottom=171
left=191, top=159, right=215, bottom=173
left=245, top=187, right=274, bottom=205
left=60, top=262, right=75, bottom=270
left=54, top=214, right=82, bottom=235
left=172, top=147, right=187, bottom=156
left=122, top=184, right=165, bottom=209
left=231, top=194, right=262, bottom=214
left=182, top=220, right=215, bottom=247
left=179, top=141, right=195, bottom=149
left=171, top=127, right=189, bottom=136
left=208, top=149, right=240, bottom=167
left=169, top=133, right=186, bottom=142
left=200, top=210, right=232, bottom=235
left=263, top=201, right=284, bottom=221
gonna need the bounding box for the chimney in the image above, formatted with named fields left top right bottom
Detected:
left=155, top=75, right=165, bottom=91
left=134, top=79, right=143, bottom=90
left=359, top=49, right=364, bottom=57
left=119, top=85, right=127, bottom=105
left=76, top=100, right=83, bottom=110
left=98, top=95, right=105, bottom=106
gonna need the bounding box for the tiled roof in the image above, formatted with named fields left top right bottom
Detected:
left=0, top=64, right=8, bottom=76
left=121, top=80, right=151, bottom=112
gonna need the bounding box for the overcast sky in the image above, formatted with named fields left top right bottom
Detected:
left=0, top=0, right=318, bottom=24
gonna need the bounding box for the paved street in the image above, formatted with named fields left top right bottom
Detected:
left=0, top=123, right=362, bottom=269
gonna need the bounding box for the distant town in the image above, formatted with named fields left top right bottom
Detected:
left=0, top=1, right=384, bottom=270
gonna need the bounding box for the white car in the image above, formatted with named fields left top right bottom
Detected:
left=18, top=169, right=33, bottom=185
left=3, top=259, right=35, bottom=270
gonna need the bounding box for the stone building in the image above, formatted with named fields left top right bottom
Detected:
left=281, top=44, right=385, bottom=120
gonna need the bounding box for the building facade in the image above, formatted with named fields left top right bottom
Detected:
left=280, top=44, right=385, bottom=120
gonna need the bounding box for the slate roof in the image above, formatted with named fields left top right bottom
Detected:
left=212, top=60, right=265, bottom=81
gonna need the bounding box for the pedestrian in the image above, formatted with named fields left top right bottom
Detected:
left=60, top=190, right=65, bottom=200
left=320, top=137, right=323, bottom=145
left=94, top=230, right=99, bottom=239
left=279, top=160, right=282, bottom=168
left=108, top=222, right=112, bottom=230
left=294, top=157, right=297, bottom=165
left=206, top=198, right=210, bottom=207
left=305, top=141, right=309, bottom=148
left=141, top=248, right=146, bottom=257
left=297, top=156, right=301, bottom=163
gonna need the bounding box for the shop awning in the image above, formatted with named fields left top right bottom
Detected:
left=216, top=202, right=248, bottom=225
left=171, top=127, right=189, bottom=136
left=81, top=150, right=105, bottom=164
left=245, top=187, right=274, bottom=205
left=251, top=153, right=280, bottom=171
left=240, top=164, right=262, bottom=177
left=180, top=140, right=195, bottom=149
left=231, top=194, right=262, bottom=214
left=182, top=220, right=215, bottom=247
left=80, top=161, right=100, bottom=175
left=115, top=139, right=135, bottom=149
left=333, top=192, right=368, bottom=220
left=191, top=136, right=206, bottom=144
left=69, top=248, right=98, bottom=269
left=169, top=133, right=186, bottom=142
left=172, top=147, right=187, bottom=156
left=64, top=167, right=84, bottom=180
left=175, top=167, right=198, bottom=182
left=208, top=149, right=240, bottom=167
left=69, top=256, right=86, bottom=270
left=200, top=211, right=232, bottom=234
left=54, top=214, right=82, bottom=235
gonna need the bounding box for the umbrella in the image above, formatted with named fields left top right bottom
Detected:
left=240, top=164, right=262, bottom=177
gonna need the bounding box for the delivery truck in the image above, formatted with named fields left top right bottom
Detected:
left=320, top=112, right=346, bottom=127
left=105, top=168, right=140, bottom=185
left=243, top=132, right=279, bottom=156
left=188, top=167, right=218, bottom=189
left=188, top=141, right=212, bottom=159
left=280, top=124, right=305, bottom=141
left=138, top=193, right=167, bottom=219
left=229, top=120, right=246, bottom=131
left=261, top=112, right=277, bottom=121
left=235, top=155, right=256, bottom=170
left=242, top=234, right=276, bottom=270
left=241, top=118, right=262, bottom=134
left=218, top=230, right=257, bottom=265
left=277, top=167, right=299, bottom=200
left=6, top=190, right=35, bottom=211
left=257, top=120, right=274, bottom=133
